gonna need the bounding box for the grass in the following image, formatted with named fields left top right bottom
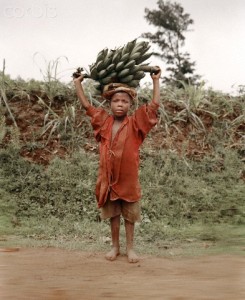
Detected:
left=0, top=168, right=244, bottom=258
left=1, top=168, right=244, bottom=258
left=0, top=216, right=244, bottom=257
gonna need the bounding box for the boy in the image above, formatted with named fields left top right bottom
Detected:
left=74, top=67, right=161, bottom=263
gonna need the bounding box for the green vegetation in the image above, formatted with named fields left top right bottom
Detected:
left=142, top=0, right=201, bottom=87
left=0, top=71, right=244, bottom=256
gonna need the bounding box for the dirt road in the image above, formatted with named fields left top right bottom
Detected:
left=0, top=248, right=244, bottom=299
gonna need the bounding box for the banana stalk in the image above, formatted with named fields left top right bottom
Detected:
left=140, top=65, right=160, bottom=75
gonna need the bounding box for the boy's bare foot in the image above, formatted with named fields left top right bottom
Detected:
left=127, top=249, right=139, bottom=263
left=105, top=247, right=120, bottom=261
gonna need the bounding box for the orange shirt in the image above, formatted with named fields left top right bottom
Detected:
left=86, top=102, right=159, bottom=208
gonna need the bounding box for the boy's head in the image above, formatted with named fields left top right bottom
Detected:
left=102, top=83, right=136, bottom=101
left=102, top=83, right=137, bottom=118
left=109, top=91, right=132, bottom=118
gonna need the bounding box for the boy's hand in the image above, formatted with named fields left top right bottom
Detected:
left=150, top=66, right=161, bottom=80
left=73, top=73, right=85, bottom=83
left=72, top=67, right=87, bottom=83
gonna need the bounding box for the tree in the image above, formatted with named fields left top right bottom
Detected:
left=142, top=0, right=201, bottom=88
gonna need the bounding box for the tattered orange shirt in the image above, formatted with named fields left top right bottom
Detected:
left=86, top=102, right=159, bottom=208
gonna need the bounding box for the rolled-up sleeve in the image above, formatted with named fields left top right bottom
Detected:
left=133, top=102, right=159, bottom=140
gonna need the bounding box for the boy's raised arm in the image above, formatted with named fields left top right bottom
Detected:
left=150, top=67, right=161, bottom=106
left=73, top=75, right=90, bottom=110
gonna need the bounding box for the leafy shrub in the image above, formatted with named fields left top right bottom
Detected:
left=0, top=146, right=99, bottom=221
left=140, top=148, right=245, bottom=225
left=1, top=144, right=244, bottom=227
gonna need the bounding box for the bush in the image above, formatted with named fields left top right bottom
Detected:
left=0, top=146, right=99, bottom=221
left=140, top=149, right=245, bottom=225
left=1, top=144, right=244, bottom=226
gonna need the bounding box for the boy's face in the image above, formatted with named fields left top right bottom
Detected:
left=110, top=92, right=132, bottom=118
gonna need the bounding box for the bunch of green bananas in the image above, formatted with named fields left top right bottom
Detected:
left=73, top=39, right=156, bottom=91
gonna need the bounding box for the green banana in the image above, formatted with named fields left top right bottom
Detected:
left=103, top=50, right=114, bottom=68
left=124, top=60, right=136, bottom=69
left=121, top=53, right=130, bottom=63
left=101, top=76, right=113, bottom=85
left=133, top=71, right=145, bottom=80
left=95, top=48, right=108, bottom=64
left=117, top=68, right=130, bottom=78
left=90, top=67, right=98, bottom=80
left=132, top=42, right=145, bottom=53
left=128, top=80, right=140, bottom=87
left=106, top=63, right=115, bottom=73
left=96, top=60, right=106, bottom=72
left=115, top=61, right=124, bottom=72
left=107, top=71, right=117, bottom=80
left=135, top=52, right=152, bottom=65
left=122, top=39, right=136, bottom=55
left=112, top=50, right=121, bottom=64
left=120, top=75, right=134, bottom=83
left=98, top=69, right=108, bottom=79
left=129, top=52, right=141, bottom=61
left=130, top=65, right=141, bottom=74
left=140, top=44, right=151, bottom=55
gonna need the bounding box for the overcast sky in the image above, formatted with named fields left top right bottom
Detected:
left=1, top=0, right=245, bottom=94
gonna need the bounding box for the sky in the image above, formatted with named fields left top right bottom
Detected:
left=1, top=0, right=245, bottom=94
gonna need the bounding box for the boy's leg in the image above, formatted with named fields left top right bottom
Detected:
left=105, top=215, right=120, bottom=261
left=125, top=219, right=139, bottom=263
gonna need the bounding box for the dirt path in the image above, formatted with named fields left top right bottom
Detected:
left=0, top=248, right=244, bottom=300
